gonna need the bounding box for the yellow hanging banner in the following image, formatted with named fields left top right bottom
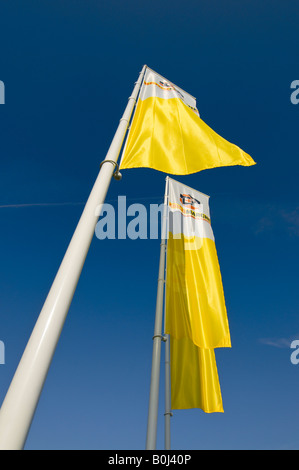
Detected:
left=165, top=178, right=230, bottom=411
left=120, top=67, right=255, bottom=175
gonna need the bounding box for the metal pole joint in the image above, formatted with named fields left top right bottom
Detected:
left=100, top=160, right=122, bottom=181
left=152, top=334, right=167, bottom=342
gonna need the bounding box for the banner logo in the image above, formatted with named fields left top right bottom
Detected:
left=180, top=193, right=201, bottom=207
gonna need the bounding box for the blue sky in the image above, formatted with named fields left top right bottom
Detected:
left=0, top=0, right=299, bottom=450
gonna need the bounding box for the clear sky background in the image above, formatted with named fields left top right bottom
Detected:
left=0, top=0, right=298, bottom=450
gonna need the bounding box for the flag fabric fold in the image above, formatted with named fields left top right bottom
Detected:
left=170, top=337, right=224, bottom=412
left=120, top=67, right=255, bottom=175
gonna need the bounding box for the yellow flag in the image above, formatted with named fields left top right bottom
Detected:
left=170, top=337, right=223, bottom=412
left=165, top=179, right=231, bottom=349
left=165, top=178, right=230, bottom=411
left=120, top=67, right=255, bottom=175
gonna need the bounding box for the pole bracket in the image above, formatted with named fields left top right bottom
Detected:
left=100, top=160, right=122, bottom=181
left=152, top=334, right=167, bottom=342
left=164, top=411, right=173, bottom=417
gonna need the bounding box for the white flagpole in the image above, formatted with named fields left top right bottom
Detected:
left=0, top=65, right=147, bottom=451
left=164, top=333, right=172, bottom=450
left=146, top=176, right=169, bottom=450
left=163, top=200, right=172, bottom=450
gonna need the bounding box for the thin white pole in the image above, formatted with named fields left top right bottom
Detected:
left=163, top=189, right=172, bottom=450
left=0, top=65, right=147, bottom=451
left=164, top=334, right=172, bottom=450
left=163, top=203, right=172, bottom=450
left=146, top=176, right=169, bottom=450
